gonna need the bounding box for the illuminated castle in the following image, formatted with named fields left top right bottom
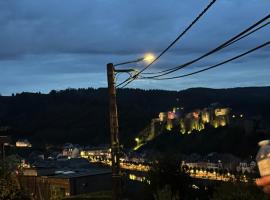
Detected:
left=134, top=103, right=231, bottom=150
left=160, top=103, right=231, bottom=134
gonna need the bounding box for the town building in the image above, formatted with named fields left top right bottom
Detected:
left=19, top=167, right=111, bottom=200
left=18, top=158, right=111, bottom=200
left=236, top=161, right=257, bottom=174
left=62, top=143, right=81, bottom=158
left=80, top=147, right=111, bottom=162
left=16, top=139, right=32, bottom=147
left=182, top=161, right=222, bottom=171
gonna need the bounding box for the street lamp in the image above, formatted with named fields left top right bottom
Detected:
left=143, top=53, right=155, bottom=64
left=107, top=54, right=154, bottom=200
left=2, top=142, right=9, bottom=161
left=114, top=53, right=155, bottom=67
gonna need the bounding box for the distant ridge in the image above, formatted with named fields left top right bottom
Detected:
left=0, top=86, right=269, bottom=147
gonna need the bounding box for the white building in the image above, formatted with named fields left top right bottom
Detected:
left=236, top=161, right=256, bottom=173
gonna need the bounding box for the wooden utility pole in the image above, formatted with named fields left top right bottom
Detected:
left=107, top=63, right=121, bottom=200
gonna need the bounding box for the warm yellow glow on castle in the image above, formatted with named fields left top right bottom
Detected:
left=133, top=104, right=233, bottom=151
left=160, top=104, right=231, bottom=134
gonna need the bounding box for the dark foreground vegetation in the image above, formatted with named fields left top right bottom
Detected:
left=1, top=156, right=269, bottom=200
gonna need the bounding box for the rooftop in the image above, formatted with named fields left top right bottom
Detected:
left=51, top=168, right=111, bottom=179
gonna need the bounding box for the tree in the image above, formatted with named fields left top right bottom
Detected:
left=211, top=181, right=269, bottom=200
left=0, top=159, right=31, bottom=200
left=146, top=156, right=196, bottom=200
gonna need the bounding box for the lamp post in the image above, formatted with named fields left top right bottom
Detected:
left=107, top=53, right=154, bottom=200
left=2, top=142, right=9, bottom=163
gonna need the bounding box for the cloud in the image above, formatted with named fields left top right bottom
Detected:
left=0, top=0, right=269, bottom=95
left=0, top=0, right=269, bottom=57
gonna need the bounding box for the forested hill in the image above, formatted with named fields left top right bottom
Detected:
left=0, top=86, right=270, bottom=147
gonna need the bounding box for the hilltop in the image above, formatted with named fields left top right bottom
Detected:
left=0, top=86, right=269, bottom=149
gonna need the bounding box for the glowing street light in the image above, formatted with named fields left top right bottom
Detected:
left=143, top=53, right=155, bottom=63
left=114, top=53, right=155, bottom=67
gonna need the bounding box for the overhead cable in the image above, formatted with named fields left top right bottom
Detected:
left=142, top=15, right=270, bottom=78
left=146, top=41, right=270, bottom=80
left=117, top=0, right=218, bottom=88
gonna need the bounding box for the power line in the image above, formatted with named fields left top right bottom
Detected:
left=116, top=0, right=217, bottom=88
left=119, top=14, right=270, bottom=88
left=143, top=20, right=270, bottom=76
left=146, top=41, right=270, bottom=80
left=142, top=15, right=270, bottom=78
left=119, top=15, right=270, bottom=88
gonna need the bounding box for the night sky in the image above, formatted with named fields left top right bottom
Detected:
left=0, top=0, right=269, bottom=95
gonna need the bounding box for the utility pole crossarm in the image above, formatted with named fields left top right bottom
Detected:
left=114, top=58, right=144, bottom=67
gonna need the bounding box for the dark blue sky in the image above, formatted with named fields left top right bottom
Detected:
left=0, top=0, right=269, bottom=95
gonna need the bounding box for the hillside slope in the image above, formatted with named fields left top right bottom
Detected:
left=0, top=86, right=269, bottom=147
